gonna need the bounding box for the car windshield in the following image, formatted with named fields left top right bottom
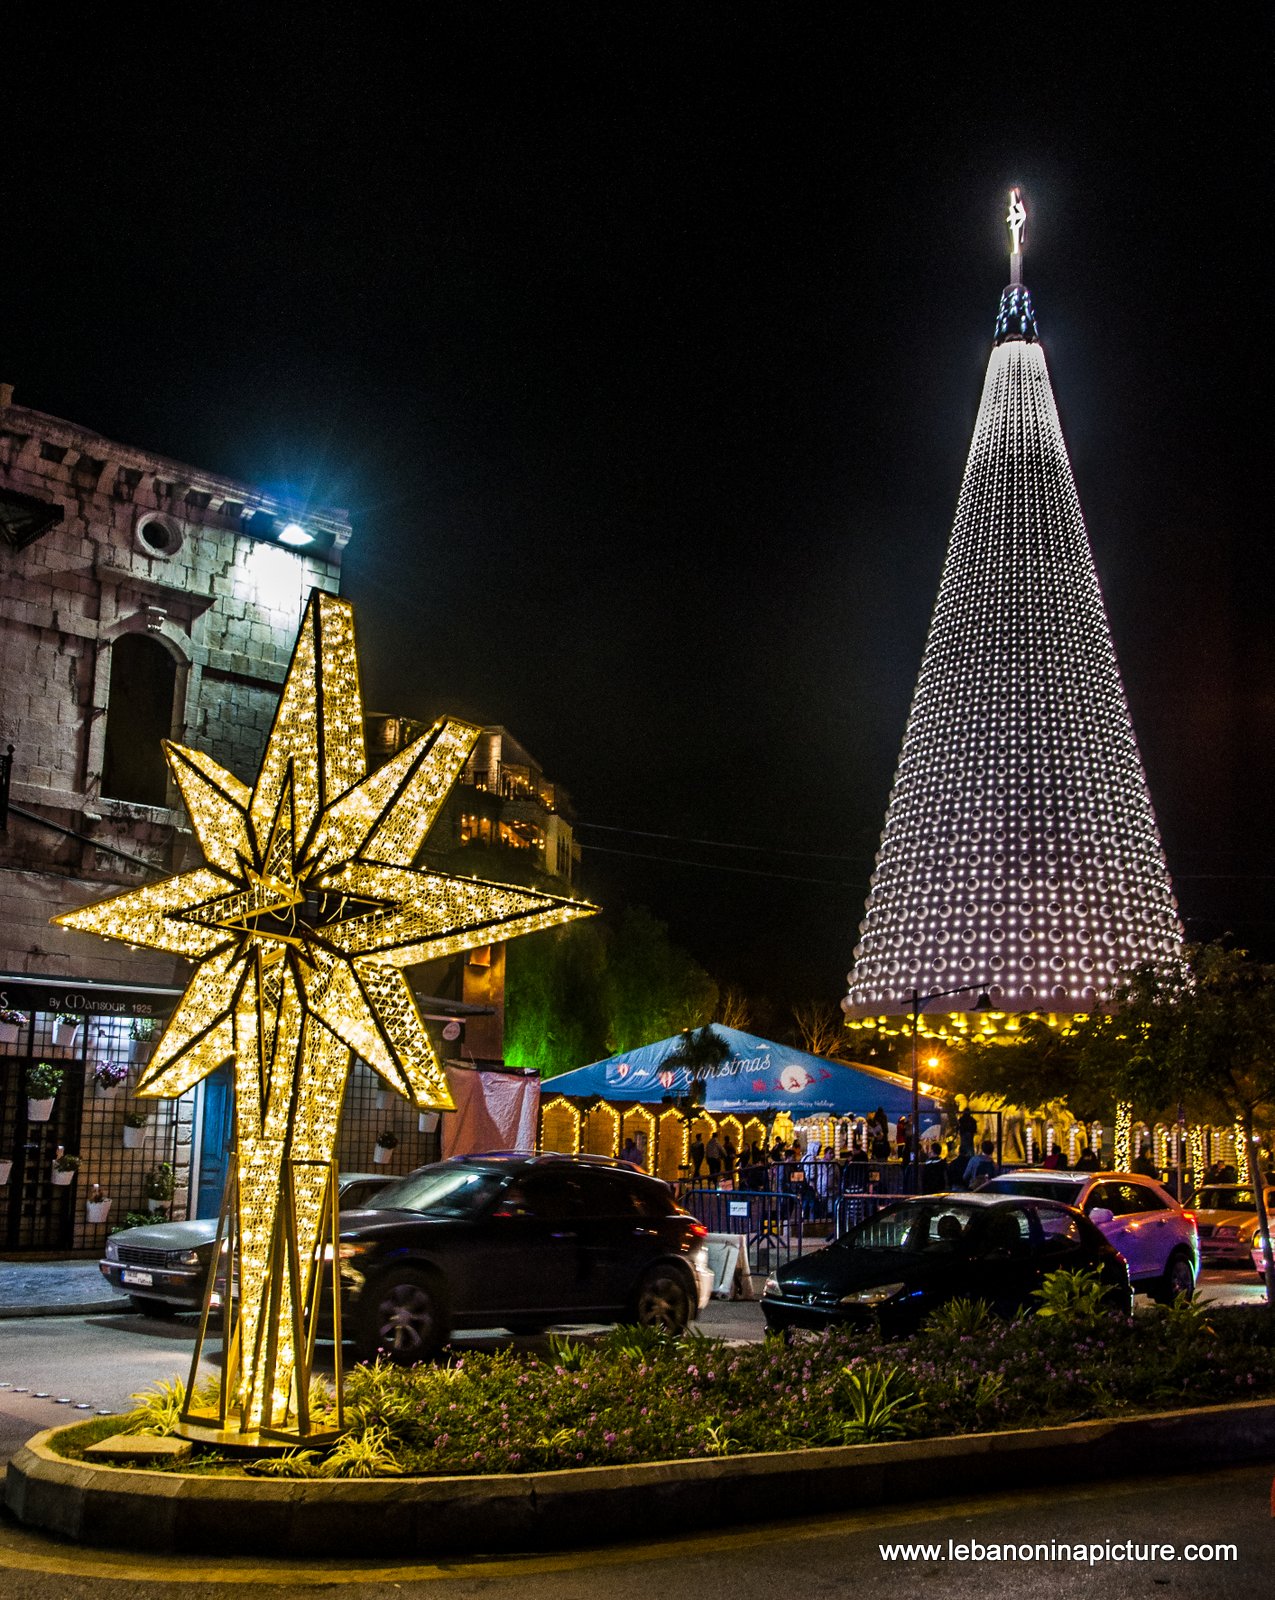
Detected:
left=838, top=1201, right=978, bottom=1253
left=1196, top=1187, right=1259, bottom=1212
left=983, top=1176, right=1085, bottom=1206
left=362, top=1164, right=506, bottom=1218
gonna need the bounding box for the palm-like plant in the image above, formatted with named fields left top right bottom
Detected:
left=660, top=1025, right=729, bottom=1111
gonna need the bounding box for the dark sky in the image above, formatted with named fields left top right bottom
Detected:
left=5, top=7, right=1272, bottom=1010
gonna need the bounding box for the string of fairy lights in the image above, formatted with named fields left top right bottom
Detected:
left=846, top=267, right=1182, bottom=1022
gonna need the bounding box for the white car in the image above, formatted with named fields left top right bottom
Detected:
left=978, top=1170, right=1198, bottom=1302
left=1189, top=1184, right=1275, bottom=1267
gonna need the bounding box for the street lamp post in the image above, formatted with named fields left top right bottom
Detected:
left=909, top=983, right=993, bottom=1180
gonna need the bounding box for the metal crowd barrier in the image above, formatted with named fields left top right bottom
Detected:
left=679, top=1187, right=805, bottom=1272
left=834, top=1190, right=922, bottom=1237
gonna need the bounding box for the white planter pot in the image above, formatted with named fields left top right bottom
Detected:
left=146, top=1197, right=169, bottom=1214
left=95, top=1081, right=122, bottom=1100
left=0, top=1159, right=11, bottom=1185
left=27, top=1097, right=55, bottom=1123
left=52, top=1020, right=81, bottom=1048
left=373, top=1088, right=393, bottom=1111
left=51, top=1169, right=76, bottom=1187
left=0, top=1021, right=21, bottom=1045
left=418, top=1111, right=440, bottom=1134
left=122, top=1124, right=148, bottom=1149
left=86, top=1199, right=112, bottom=1224
left=128, top=1038, right=152, bottom=1064
left=373, top=1146, right=394, bottom=1166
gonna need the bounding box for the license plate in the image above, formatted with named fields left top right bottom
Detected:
left=121, top=1269, right=154, bottom=1287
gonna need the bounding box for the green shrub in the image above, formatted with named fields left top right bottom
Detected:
left=1031, top=1266, right=1111, bottom=1327
left=924, top=1296, right=994, bottom=1341
left=26, top=1062, right=64, bottom=1098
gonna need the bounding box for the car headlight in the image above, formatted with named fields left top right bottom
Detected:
left=104, top=1241, right=119, bottom=1262
left=322, top=1241, right=376, bottom=1261
left=169, top=1250, right=202, bottom=1268
left=839, top=1282, right=906, bottom=1307
left=762, top=1276, right=782, bottom=1298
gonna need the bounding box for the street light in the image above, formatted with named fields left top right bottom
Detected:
left=909, top=983, right=993, bottom=1178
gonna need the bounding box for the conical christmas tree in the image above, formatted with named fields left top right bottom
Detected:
left=845, top=192, right=1181, bottom=1027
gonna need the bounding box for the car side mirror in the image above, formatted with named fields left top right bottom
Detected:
left=1088, top=1207, right=1114, bottom=1226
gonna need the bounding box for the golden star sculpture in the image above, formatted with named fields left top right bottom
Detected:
left=57, top=591, right=595, bottom=1438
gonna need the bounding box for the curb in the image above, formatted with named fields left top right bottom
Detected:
left=7, top=1398, right=1275, bottom=1557
left=0, top=1301, right=124, bottom=1320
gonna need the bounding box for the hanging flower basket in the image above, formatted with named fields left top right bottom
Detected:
left=128, top=1019, right=159, bottom=1064
left=27, top=1097, right=55, bottom=1124
left=418, top=1111, right=440, bottom=1134
left=51, top=1157, right=79, bottom=1188
left=93, top=1061, right=130, bottom=1098
left=0, top=1012, right=24, bottom=1046
left=122, top=1118, right=149, bottom=1149
left=373, top=1131, right=399, bottom=1166
left=52, top=1016, right=82, bottom=1049
left=0, top=1159, right=12, bottom=1186
left=373, top=1087, right=393, bottom=1111
left=86, top=1197, right=112, bottom=1224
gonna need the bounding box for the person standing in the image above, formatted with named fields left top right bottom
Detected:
left=963, top=1139, right=998, bottom=1189
left=690, top=1135, right=706, bottom=1182
left=705, top=1132, right=724, bottom=1186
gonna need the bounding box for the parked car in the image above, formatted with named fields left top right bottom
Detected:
left=760, top=1193, right=1131, bottom=1338
left=978, top=1170, right=1198, bottom=1302
left=1185, top=1184, right=1275, bottom=1267
left=99, top=1172, right=398, bottom=1314
left=327, top=1153, right=714, bottom=1362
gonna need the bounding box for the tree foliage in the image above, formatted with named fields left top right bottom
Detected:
left=504, top=905, right=717, bottom=1074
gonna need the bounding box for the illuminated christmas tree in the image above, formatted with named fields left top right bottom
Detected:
left=845, top=192, right=1181, bottom=1030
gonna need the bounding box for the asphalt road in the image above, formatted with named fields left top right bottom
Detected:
left=0, top=1269, right=1270, bottom=1596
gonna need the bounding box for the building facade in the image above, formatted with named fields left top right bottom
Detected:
left=844, top=197, right=1181, bottom=1041
left=0, top=386, right=358, bottom=1250
left=365, top=716, right=581, bottom=1067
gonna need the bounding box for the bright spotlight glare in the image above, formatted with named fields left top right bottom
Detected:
left=278, top=521, right=313, bottom=547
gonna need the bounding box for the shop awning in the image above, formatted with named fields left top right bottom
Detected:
left=543, top=1027, right=941, bottom=1119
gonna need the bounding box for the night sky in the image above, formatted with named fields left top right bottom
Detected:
left=6, top=8, right=1271, bottom=1012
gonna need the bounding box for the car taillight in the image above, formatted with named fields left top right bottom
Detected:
left=689, top=1222, right=708, bottom=1238
left=1181, top=1211, right=1196, bottom=1225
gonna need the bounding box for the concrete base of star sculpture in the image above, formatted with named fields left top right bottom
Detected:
left=8, top=1398, right=1275, bottom=1557
left=174, top=1415, right=346, bottom=1456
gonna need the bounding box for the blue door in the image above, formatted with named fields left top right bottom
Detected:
left=195, top=1064, right=234, bottom=1220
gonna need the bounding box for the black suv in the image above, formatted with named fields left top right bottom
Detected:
left=331, top=1154, right=713, bottom=1362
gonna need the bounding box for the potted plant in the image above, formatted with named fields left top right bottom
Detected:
left=0, top=1007, right=25, bottom=1046
left=373, top=1084, right=397, bottom=1111
left=129, top=1016, right=159, bottom=1063
left=122, top=1108, right=150, bottom=1148
left=0, top=1158, right=11, bottom=1186
left=86, top=1183, right=112, bottom=1225
left=93, top=1059, right=130, bottom=1098
left=373, top=1129, right=399, bottom=1166
left=51, top=1152, right=80, bottom=1188
left=418, top=1110, right=440, bottom=1134
left=26, top=1062, right=64, bottom=1122
left=51, top=1012, right=82, bottom=1048
left=143, top=1162, right=175, bottom=1213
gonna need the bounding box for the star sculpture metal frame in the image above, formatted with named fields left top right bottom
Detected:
left=57, top=591, right=596, bottom=1444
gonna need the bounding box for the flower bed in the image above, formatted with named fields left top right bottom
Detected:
left=47, top=1295, right=1275, bottom=1479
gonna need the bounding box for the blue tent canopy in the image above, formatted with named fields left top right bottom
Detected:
left=544, top=1027, right=941, bottom=1120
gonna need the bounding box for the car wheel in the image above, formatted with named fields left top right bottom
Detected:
left=129, top=1295, right=177, bottom=1317
left=632, top=1264, right=693, bottom=1334
left=356, top=1269, right=449, bottom=1364
left=1151, top=1250, right=1195, bottom=1305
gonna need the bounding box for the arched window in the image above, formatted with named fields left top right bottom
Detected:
left=101, top=632, right=176, bottom=806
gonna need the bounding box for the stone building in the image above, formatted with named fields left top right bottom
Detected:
left=0, top=384, right=353, bottom=1251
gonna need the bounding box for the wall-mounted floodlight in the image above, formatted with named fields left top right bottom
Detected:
left=277, top=521, right=314, bottom=547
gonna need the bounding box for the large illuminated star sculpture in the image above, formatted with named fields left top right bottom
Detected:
left=57, top=592, right=595, bottom=1438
